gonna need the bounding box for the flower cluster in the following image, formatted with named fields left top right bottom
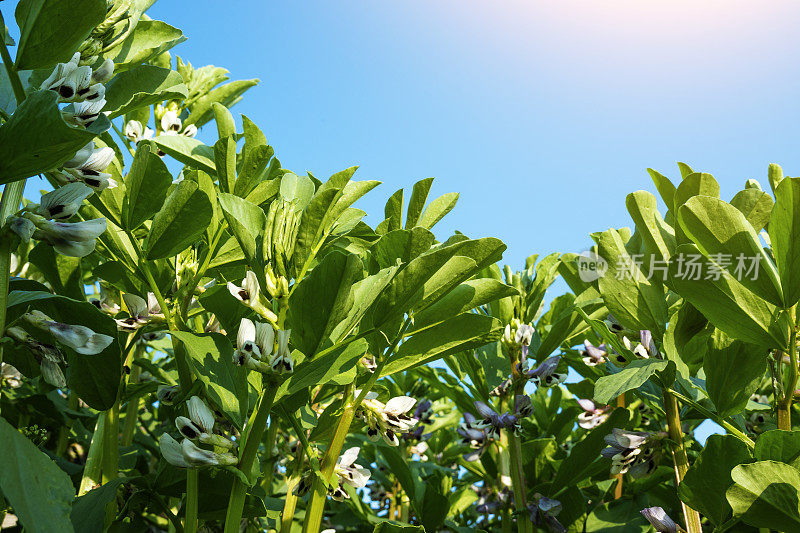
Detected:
left=159, top=396, right=237, bottom=468
left=526, top=356, right=567, bottom=387
left=296, top=447, right=371, bottom=501
left=233, top=317, right=292, bottom=373
left=601, top=428, right=657, bottom=477
left=355, top=392, right=418, bottom=446
left=470, top=395, right=533, bottom=439
left=114, top=292, right=163, bottom=331
left=227, top=271, right=279, bottom=323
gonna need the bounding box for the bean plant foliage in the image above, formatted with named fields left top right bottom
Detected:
left=0, top=3, right=799, bottom=533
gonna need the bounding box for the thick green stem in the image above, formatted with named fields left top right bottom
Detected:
left=778, top=309, right=798, bottom=430
left=663, top=390, right=702, bottom=533
left=79, top=414, right=106, bottom=495
left=507, top=431, right=532, bottom=533
left=302, top=403, right=356, bottom=533
left=120, top=364, right=141, bottom=446
left=261, top=421, right=279, bottom=494
left=223, top=383, right=279, bottom=533
left=280, top=445, right=306, bottom=533
left=184, top=470, right=199, bottom=533
left=101, top=405, right=120, bottom=484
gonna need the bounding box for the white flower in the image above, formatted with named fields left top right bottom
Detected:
left=115, top=292, right=161, bottom=331
left=61, top=146, right=116, bottom=191
left=269, top=329, right=293, bottom=373
left=78, top=82, right=105, bottom=103
left=34, top=218, right=107, bottom=242
left=125, top=120, right=144, bottom=142
left=227, top=271, right=260, bottom=305
left=23, top=310, right=113, bottom=355
left=34, top=183, right=94, bottom=220
left=329, top=447, right=371, bottom=500
left=187, top=396, right=215, bottom=434
left=232, top=318, right=270, bottom=372
left=161, top=110, right=182, bottom=133
left=63, top=142, right=95, bottom=168
left=640, top=507, right=679, bottom=533
left=357, top=392, right=417, bottom=446
left=515, top=324, right=534, bottom=346
left=180, top=438, right=237, bottom=467
left=64, top=98, right=106, bottom=126
left=40, top=53, right=82, bottom=99
left=159, top=433, right=190, bottom=468
left=577, top=399, right=609, bottom=429
left=182, top=124, right=198, bottom=138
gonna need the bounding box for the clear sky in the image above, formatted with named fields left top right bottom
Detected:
left=142, top=2, right=800, bottom=442
left=144, top=0, right=800, bottom=270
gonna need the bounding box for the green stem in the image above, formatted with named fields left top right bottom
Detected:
left=111, top=120, right=136, bottom=157
left=101, top=405, right=120, bottom=484
left=79, top=414, right=106, bottom=495
left=778, top=308, right=798, bottom=430
left=507, top=431, right=532, bottom=533
left=184, top=470, right=199, bottom=533
left=303, top=323, right=406, bottom=532
left=261, top=421, right=279, bottom=495
left=56, top=393, right=79, bottom=456
left=280, top=444, right=306, bottom=533
left=302, top=400, right=356, bottom=533
left=223, top=382, right=279, bottom=533
left=663, top=390, right=703, bottom=533
left=120, top=345, right=143, bottom=446
left=668, top=389, right=755, bottom=449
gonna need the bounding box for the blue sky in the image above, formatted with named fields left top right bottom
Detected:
left=144, top=0, right=800, bottom=270
left=143, top=1, right=800, bottom=441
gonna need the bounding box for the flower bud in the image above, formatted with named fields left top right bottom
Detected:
left=92, top=58, right=115, bottom=84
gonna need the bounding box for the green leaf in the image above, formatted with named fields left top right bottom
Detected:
left=233, top=116, right=273, bottom=197
left=123, top=143, right=173, bottom=229
left=105, top=19, right=186, bottom=71
left=727, top=460, right=800, bottom=530
left=145, top=180, right=213, bottom=259
left=7, top=291, right=122, bottom=410
left=585, top=499, right=649, bottom=533
left=678, top=195, right=783, bottom=306
left=287, top=252, right=365, bottom=356
left=678, top=434, right=753, bottom=525
left=551, top=408, right=630, bottom=492
left=15, top=0, right=106, bottom=69
left=668, top=243, right=791, bottom=350
left=411, top=278, right=518, bottom=334
left=405, top=177, right=434, bottom=229
left=71, top=478, right=128, bottom=533
left=0, top=91, right=109, bottom=185
left=595, top=228, right=668, bottom=336
left=704, top=332, right=767, bottom=418
left=593, top=359, right=671, bottom=405
left=171, top=331, right=249, bottom=428
left=0, top=418, right=74, bottom=532
left=153, top=135, right=216, bottom=175
left=770, top=177, right=800, bottom=307
left=673, top=171, right=720, bottom=244
left=103, top=65, right=188, bottom=118
left=381, top=313, right=502, bottom=376
left=184, top=79, right=260, bottom=127
left=417, top=192, right=459, bottom=230
left=28, top=242, right=83, bottom=300
left=754, top=430, right=800, bottom=469
left=625, top=190, right=675, bottom=259
left=647, top=167, right=676, bottom=207
left=730, top=187, right=773, bottom=232
left=217, top=192, right=266, bottom=265
left=379, top=445, right=416, bottom=500
left=281, top=338, right=368, bottom=397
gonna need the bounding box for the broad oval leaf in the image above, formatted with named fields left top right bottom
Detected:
left=103, top=65, right=188, bottom=118
left=145, top=180, right=213, bottom=259
left=0, top=418, right=75, bottom=532
left=770, top=177, right=800, bottom=307
left=727, top=460, right=800, bottom=531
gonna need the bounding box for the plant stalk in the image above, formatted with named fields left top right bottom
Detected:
left=184, top=470, right=199, bottom=533
left=778, top=308, right=798, bottom=430
left=663, top=390, right=702, bottom=533
left=79, top=414, right=106, bottom=495
left=223, top=382, right=279, bottom=533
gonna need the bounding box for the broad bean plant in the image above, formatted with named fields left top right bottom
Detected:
left=0, top=2, right=799, bottom=533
